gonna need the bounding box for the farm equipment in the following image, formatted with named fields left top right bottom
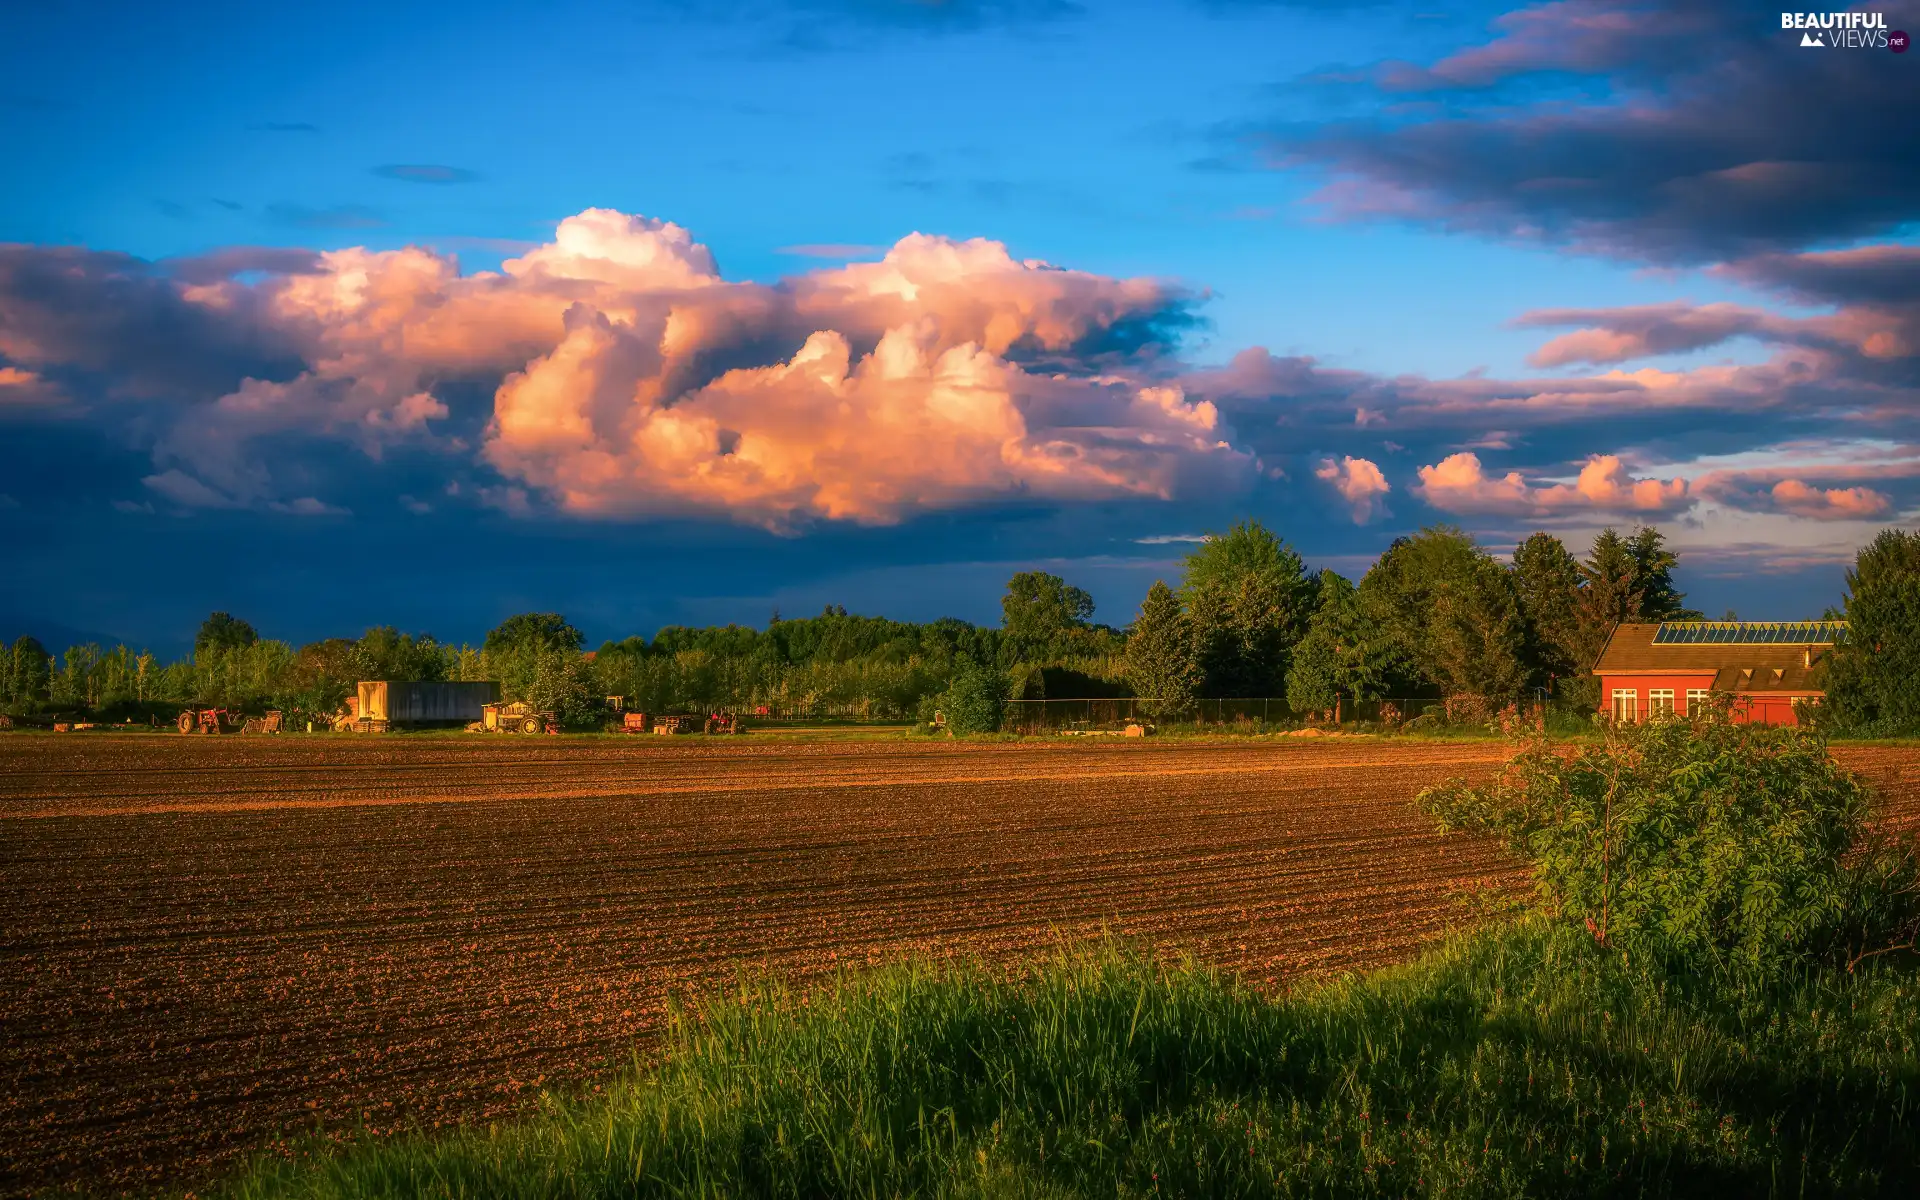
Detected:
left=177, top=708, right=243, bottom=735
left=648, top=713, right=744, bottom=735
left=240, top=710, right=285, bottom=735
left=480, top=701, right=557, bottom=735
left=620, top=712, right=650, bottom=734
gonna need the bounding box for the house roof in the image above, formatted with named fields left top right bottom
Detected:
left=1592, top=623, right=1833, bottom=692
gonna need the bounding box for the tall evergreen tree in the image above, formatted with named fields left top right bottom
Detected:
left=1429, top=556, right=1531, bottom=701
left=1511, top=532, right=1583, bottom=689
left=1563, top=525, right=1700, bottom=706
left=1625, top=526, right=1698, bottom=619
left=1124, top=580, right=1197, bottom=717
left=1285, top=570, right=1389, bottom=715
left=1826, top=529, right=1920, bottom=733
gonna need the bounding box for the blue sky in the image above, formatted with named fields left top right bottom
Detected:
left=2, top=0, right=1916, bottom=652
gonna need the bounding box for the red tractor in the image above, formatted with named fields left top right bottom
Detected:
left=176, top=708, right=242, bottom=734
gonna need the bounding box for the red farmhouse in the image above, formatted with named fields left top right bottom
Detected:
left=1590, top=621, right=1845, bottom=727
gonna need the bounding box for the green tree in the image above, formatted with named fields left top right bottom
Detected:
left=941, top=659, right=1007, bottom=734
left=195, top=612, right=258, bottom=657
left=529, top=648, right=600, bottom=728
left=351, top=627, right=449, bottom=681
left=7, top=636, right=51, bottom=707
left=51, top=644, right=103, bottom=710
left=1179, top=520, right=1312, bottom=601
left=1581, top=526, right=1697, bottom=628
left=1511, top=532, right=1584, bottom=690
left=1000, top=572, right=1094, bottom=664
left=1625, top=526, right=1698, bottom=619
left=1357, top=527, right=1523, bottom=698
left=1181, top=521, right=1317, bottom=697
left=1564, top=526, right=1700, bottom=707
left=485, top=612, right=585, bottom=657
left=1429, top=557, right=1530, bottom=702
left=485, top=613, right=585, bottom=701
left=283, top=639, right=358, bottom=722
left=1826, top=529, right=1920, bottom=734
left=1124, top=581, right=1197, bottom=717
left=1285, top=571, right=1392, bottom=715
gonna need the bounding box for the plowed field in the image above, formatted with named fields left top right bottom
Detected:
left=3, top=735, right=1915, bottom=1196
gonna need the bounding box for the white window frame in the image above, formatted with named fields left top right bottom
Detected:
left=1685, top=688, right=1710, bottom=715
left=1611, top=688, right=1639, bottom=724
left=1648, top=689, right=1675, bottom=718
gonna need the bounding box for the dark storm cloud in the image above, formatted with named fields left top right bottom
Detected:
left=159, top=247, right=324, bottom=286
left=1724, top=245, right=1920, bottom=307
left=1269, top=0, right=1920, bottom=263
left=0, top=245, right=304, bottom=403
left=373, top=164, right=481, bottom=184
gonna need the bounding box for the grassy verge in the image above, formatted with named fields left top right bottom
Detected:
left=229, top=924, right=1920, bottom=1199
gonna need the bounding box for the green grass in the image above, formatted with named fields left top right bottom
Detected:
left=228, top=924, right=1920, bottom=1199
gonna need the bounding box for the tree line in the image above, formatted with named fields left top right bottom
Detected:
left=1122, top=521, right=1698, bottom=719
left=3, top=523, right=1916, bottom=733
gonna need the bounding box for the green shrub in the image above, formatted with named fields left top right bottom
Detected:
left=1420, top=718, right=1920, bottom=982
left=940, top=659, right=1007, bottom=734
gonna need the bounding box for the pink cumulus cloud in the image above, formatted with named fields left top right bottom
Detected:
left=1313, top=455, right=1390, bottom=523
left=1414, top=452, right=1688, bottom=516
left=147, top=208, right=1239, bottom=525
left=1767, top=479, right=1893, bottom=521
left=5, top=210, right=1915, bottom=539
left=1692, top=462, right=1909, bottom=523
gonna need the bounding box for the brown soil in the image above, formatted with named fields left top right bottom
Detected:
left=1, top=734, right=1914, bottom=1195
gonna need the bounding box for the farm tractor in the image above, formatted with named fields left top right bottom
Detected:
left=479, top=701, right=558, bottom=735
left=177, top=708, right=284, bottom=734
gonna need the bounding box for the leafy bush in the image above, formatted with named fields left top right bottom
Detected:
left=940, top=659, right=1007, bottom=734
left=1420, top=719, right=1920, bottom=982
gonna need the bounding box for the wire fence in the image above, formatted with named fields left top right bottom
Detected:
left=1001, top=695, right=1558, bottom=734
left=721, top=700, right=909, bottom=724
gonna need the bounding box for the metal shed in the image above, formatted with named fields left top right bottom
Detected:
left=356, top=681, right=501, bottom=727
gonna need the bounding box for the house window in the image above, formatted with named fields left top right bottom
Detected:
left=1649, top=689, right=1675, bottom=718
left=1611, top=689, right=1638, bottom=724
left=1685, top=688, right=1710, bottom=715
